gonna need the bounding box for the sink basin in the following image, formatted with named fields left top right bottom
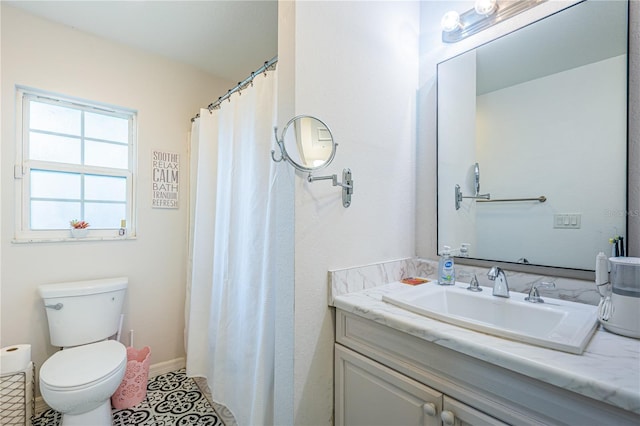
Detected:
left=382, top=282, right=598, bottom=354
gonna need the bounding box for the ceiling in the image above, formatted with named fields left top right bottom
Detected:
left=5, top=0, right=278, bottom=83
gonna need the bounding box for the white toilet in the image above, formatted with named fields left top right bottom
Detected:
left=38, top=277, right=128, bottom=426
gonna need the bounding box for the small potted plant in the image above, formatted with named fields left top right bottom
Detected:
left=69, top=219, right=90, bottom=238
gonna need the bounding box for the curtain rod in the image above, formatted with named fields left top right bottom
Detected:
left=191, top=56, right=278, bottom=122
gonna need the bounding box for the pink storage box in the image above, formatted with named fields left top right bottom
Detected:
left=111, top=346, right=151, bottom=409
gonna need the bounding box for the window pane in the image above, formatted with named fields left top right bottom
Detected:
left=31, top=170, right=81, bottom=199
left=20, top=91, right=135, bottom=236
left=29, top=132, right=81, bottom=164
left=31, top=200, right=80, bottom=229
left=85, top=140, right=128, bottom=169
left=85, top=112, right=129, bottom=143
left=29, top=101, right=81, bottom=136
left=85, top=202, right=126, bottom=229
left=85, top=175, right=126, bottom=201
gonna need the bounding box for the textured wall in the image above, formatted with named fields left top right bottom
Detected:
left=284, top=2, right=420, bottom=424
left=0, top=5, right=229, bottom=392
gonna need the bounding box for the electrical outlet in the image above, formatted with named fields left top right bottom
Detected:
left=554, top=214, right=581, bottom=229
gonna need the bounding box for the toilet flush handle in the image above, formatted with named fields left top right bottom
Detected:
left=45, top=303, right=63, bottom=310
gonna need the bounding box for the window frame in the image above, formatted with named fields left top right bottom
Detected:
left=14, top=87, right=137, bottom=242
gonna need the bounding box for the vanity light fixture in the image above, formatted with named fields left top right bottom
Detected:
left=441, top=0, right=547, bottom=43
left=475, top=0, right=498, bottom=16
left=440, top=11, right=461, bottom=33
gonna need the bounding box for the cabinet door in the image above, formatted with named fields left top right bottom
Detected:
left=440, top=396, right=509, bottom=426
left=335, top=344, right=442, bottom=426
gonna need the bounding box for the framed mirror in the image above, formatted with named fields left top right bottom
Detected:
left=437, top=0, right=628, bottom=273
left=276, top=115, right=336, bottom=172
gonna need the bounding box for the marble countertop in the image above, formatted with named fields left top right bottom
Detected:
left=333, top=282, right=640, bottom=414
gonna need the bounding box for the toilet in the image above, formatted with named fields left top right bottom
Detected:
left=38, top=277, right=128, bottom=426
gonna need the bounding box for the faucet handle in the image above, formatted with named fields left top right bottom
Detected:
left=466, top=274, right=482, bottom=292
left=525, top=281, right=556, bottom=303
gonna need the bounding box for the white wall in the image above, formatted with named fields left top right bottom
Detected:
left=278, top=1, right=419, bottom=423
left=0, top=4, right=230, bottom=390
left=274, top=4, right=296, bottom=425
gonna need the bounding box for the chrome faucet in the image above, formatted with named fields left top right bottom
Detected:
left=488, top=266, right=509, bottom=298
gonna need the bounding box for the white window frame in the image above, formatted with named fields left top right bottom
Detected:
left=14, top=87, right=137, bottom=242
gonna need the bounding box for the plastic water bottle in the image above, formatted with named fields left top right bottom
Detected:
left=438, top=246, right=455, bottom=285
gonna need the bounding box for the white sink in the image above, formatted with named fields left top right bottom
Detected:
left=382, top=282, right=598, bottom=354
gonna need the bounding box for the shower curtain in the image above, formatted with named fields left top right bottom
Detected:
left=186, top=68, right=278, bottom=426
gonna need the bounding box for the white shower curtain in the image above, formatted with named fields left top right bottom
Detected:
left=186, top=69, right=278, bottom=426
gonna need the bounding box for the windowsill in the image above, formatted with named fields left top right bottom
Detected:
left=11, top=235, right=137, bottom=244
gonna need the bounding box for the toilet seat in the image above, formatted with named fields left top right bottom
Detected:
left=40, top=340, right=126, bottom=391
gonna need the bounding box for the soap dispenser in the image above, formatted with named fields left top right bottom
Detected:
left=438, top=246, right=456, bottom=286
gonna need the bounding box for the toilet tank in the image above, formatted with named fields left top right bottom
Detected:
left=38, top=277, right=128, bottom=348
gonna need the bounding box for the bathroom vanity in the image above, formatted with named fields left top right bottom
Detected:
left=333, top=283, right=640, bottom=426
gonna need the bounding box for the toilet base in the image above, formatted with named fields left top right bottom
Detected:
left=61, top=400, right=112, bottom=426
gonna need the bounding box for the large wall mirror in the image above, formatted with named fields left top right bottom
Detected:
left=437, top=0, right=628, bottom=273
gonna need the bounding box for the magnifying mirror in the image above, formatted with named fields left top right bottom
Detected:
left=272, top=115, right=353, bottom=208
left=273, top=115, right=337, bottom=172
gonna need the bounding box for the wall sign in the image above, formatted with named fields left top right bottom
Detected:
left=152, top=150, right=179, bottom=209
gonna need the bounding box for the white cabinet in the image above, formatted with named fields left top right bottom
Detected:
left=336, top=344, right=442, bottom=426
left=336, top=344, right=507, bottom=426
left=335, top=309, right=640, bottom=426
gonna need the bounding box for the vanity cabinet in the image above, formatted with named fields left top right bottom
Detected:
left=335, top=309, right=640, bottom=426
left=336, top=344, right=507, bottom=426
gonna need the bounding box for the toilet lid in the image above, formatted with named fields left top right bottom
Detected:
left=40, top=340, right=126, bottom=389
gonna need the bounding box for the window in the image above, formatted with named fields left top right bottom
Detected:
left=15, top=88, right=136, bottom=241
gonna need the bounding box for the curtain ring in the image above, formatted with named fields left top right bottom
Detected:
left=263, top=61, right=268, bottom=77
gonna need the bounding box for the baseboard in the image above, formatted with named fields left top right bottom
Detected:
left=34, top=357, right=186, bottom=416
left=149, top=357, right=186, bottom=378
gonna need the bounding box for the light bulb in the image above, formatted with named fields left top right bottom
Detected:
left=474, top=0, right=497, bottom=16
left=441, top=11, right=461, bottom=33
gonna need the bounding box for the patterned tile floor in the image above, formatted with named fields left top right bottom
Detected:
left=32, top=369, right=230, bottom=426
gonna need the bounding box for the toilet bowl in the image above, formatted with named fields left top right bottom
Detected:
left=40, top=340, right=127, bottom=426
left=38, top=277, right=129, bottom=426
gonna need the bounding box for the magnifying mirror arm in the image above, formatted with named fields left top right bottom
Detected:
left=455, top=184, right=491, bottom=210
left=307, top=169, right=354, bottom=208
left=308, top=173, right=352, bottom=189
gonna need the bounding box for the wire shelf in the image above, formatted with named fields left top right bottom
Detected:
left=0, top=362, right=35, bottom=426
